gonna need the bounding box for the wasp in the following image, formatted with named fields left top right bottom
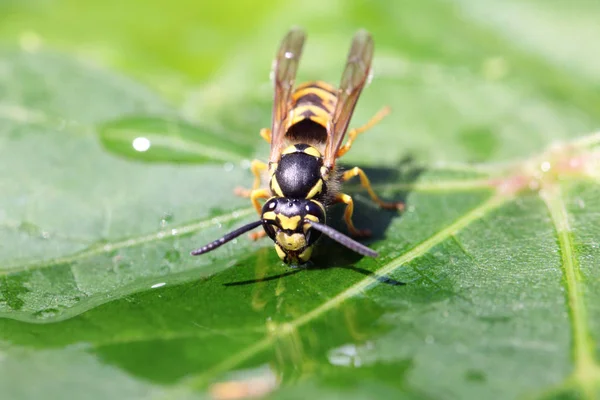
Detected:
left=191, top=28, right=403, bottom=265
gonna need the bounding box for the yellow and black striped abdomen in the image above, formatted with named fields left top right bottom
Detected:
left=285, top=81, right=337, bottom=143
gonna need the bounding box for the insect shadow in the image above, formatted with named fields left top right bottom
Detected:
left=224, top=155, right=425, bottom=287
left=335, top=155, right=424, bottom=240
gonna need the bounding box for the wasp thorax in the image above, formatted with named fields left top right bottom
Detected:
left=261, top=197, right=326, bottom=264
left=270, top=144, right=326, bottom=200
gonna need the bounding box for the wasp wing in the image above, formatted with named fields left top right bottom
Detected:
left=324, top=30, right=374, bottom=168
left=268, top=27, right=306, bottom=163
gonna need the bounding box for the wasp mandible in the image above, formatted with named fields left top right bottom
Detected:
left=191, top=28, right=403, bottom=265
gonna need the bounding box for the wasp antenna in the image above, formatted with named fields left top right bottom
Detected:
left=190, top=220, right=263, bottom=256
left=306, top=220, right=378, bottom=258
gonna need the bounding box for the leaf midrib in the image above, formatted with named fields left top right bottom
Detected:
left=542, top=185, right=600, bottom=399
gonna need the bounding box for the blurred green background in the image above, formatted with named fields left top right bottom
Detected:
left=1, top=0, right=600, bottom=399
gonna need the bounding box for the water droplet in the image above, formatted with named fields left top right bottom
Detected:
left=132, top=137, right=151, bottom=152
left=366, top=70, right=374, bottom=87
left=151, top=282, right=166, bottom=289
left=157, top=232, right=165, bottom=239
left=34, top=308, right=59, bottom=319
left=160, top=212, right=174, bottom=228
left=171, top=228, right=178, bottom=235
left=164, top=249, right=181, bottom=263
left=223, top=162, right=234, bottom=172
left=41, top=231, right=50, bottom=239
left=540, top=161, right=551, bottom=172
left=240, top=159, right=251, bottom=169
left=284, top=51, right=293, bottom=59
left=327, top=344, right=363, bottom=367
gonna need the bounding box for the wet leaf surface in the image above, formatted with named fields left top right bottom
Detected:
left=1, top=0, right=600, bottom=399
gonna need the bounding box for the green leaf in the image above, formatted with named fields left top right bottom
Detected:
left=98, top=116, right=254, bottom=164
left=1, top=1, right=600, bottom=400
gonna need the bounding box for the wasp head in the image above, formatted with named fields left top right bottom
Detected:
left=261, top=197, right=325, bottom=265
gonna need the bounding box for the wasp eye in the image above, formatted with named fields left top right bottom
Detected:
left=305, top=200, right=325, bottom=221
left=262, top=198, right=278, bottom=212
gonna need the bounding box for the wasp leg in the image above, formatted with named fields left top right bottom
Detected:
left=249, top=188, right=270, bottom=215
left=249, top=187, right=268, bottom=240
left=334, top=193, right=371, bottom=237
left=260, top=128, right=272, bottom=144
left=237, top=188, right=268, bottom=241
left=234, top=159, right=269, bottom=197
left=336, top=106, right=390, bottom=158
left=341, top=167, right=404, bottom=210
left=249, top=230, right=267, bottom=241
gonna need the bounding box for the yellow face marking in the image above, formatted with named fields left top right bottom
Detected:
left=303, top=215, right=320, bottom=233
left=320, top=166, right=330, bottom=180
left=303, top=223, right=311, bottom=234
left=274, top=244, right=287, bottom=261
left=282, top=145, right=298, bottom=155
left=305, top=214, right=319, bottom=222
left=298, top=246, right=314, bottom=262
left=270, top=176, right=284, bottom=197
left=262, top=211, right=277, bottom=220
left=302, top=146, right=321, bottom=158
left=306, top=178, right=323, bottom=199
left=277, top=214, right=301, bottom=231
left=276, top=232, right=306, bottom=251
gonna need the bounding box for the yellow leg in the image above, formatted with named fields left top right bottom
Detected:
left=336, top=106, right=390, bottom=158
left=342, top=167, right=404, bottom=210
left=334, top=193, right=370, bottom=237
left=260, top=128, right=271, bottom=144
left=234, top=159, right=268, bottom=197
left=249, top=188, right=270, bottom=215
left=249, top=230, right=267, bottom=241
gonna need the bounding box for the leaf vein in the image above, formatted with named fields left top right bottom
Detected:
left=0, top=207, right=255, bottom=276
left=541, top=185, right=600, bottom=398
